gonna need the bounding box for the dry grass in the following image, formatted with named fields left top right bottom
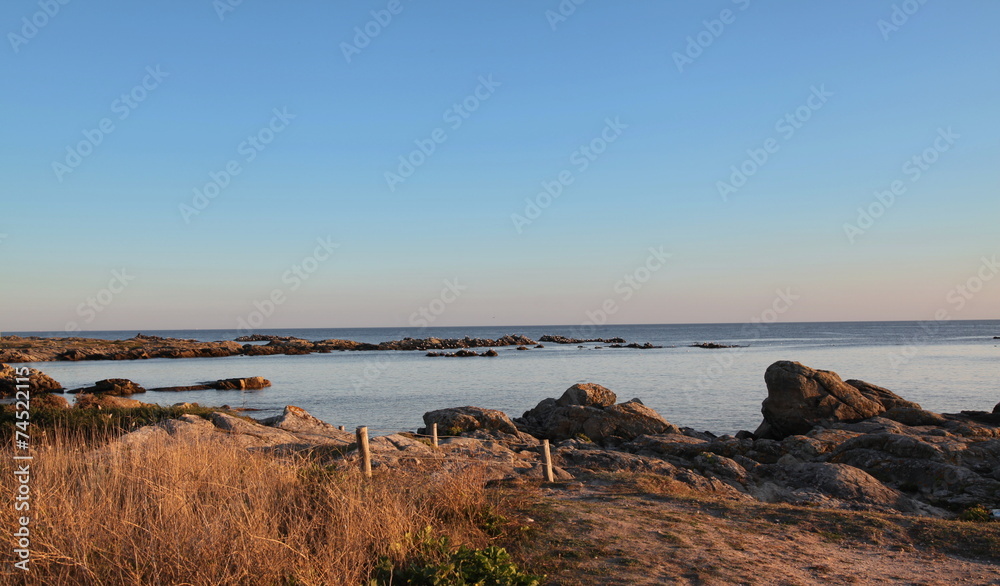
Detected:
left=0, top=431, right=508, bottom=585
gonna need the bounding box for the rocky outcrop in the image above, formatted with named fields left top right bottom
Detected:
left=755, top=361, right=898, bottom=439
left=258, top=405, right=353, bottom=444
left=516, top=383, right=679, bottom=442
left=118, top=406, right=352, bottom=452
left=69, top=378, right=146, bottom=396
left=422, top=406, right=522, bottom=437
left=75, top=394, right=149, bottom=409
left=0, top=363, right=63, bottom=396
left=33, top=393, right=70, bottom=409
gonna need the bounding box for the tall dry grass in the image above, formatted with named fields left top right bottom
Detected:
left=0, top=430, right=503, bottom=585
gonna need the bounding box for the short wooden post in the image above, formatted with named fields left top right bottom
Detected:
left=431, top=422, right=439, bottom=447
left=542, top=439, right=554, bottom=482
left=337, top=425, right=345, bottom=431
left=357, top=426, right=372, bottom=478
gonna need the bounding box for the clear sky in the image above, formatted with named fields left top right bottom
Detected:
left=1, top=1, right=998, bottom=332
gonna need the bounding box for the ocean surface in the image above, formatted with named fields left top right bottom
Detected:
left=12, top=321, right=999, bottom=435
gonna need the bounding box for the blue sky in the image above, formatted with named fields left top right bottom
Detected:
left=1, top=0, right=998, bottom=332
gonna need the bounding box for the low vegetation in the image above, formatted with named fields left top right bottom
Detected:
left=0, top=411, right=537, bottom=585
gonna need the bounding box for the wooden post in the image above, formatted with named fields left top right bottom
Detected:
left=431, top=422, right=439, bottom=447
left=337, top=425, right=345, bottom=431
left=542, top=439, right=554, bottom=483
left=357, top=426, right=372, bottom=478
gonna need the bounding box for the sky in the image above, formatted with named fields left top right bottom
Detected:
left=1, top=0, right=998, bottom=332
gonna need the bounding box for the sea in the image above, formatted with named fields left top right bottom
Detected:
left=11, top=321, right=999, bottom=436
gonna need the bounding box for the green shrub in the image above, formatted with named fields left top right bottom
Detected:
left=959, top=504, right=992, bottom=522
left=371, top=526, right=541, bottom=585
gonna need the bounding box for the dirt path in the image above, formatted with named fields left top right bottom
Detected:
left=515, top=477, right=1000, bottom=585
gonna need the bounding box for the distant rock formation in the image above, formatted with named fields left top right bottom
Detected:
left=539, top=335, right=627, bottom=345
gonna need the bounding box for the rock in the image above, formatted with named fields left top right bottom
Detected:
left=753, top=461, right=931, bottom=513
left=210, top=377, right=270, bottom=390
left=423, top=406, right=521, bottom=437
left=483, top=349, right=498, bottom=357
left=0, top=363, right=63, bottom=396
left=70, top=378, right=146, bottom=396
left=691, top=342, right=744, bottom=349
left=845, top=379, right=922, bottom=411
left=881, top=407, right=946, bottom=427
left=755, top=361, right=888, bottom=439
left=557, top=383, right=617, bottom=408
left=516, top=346, right=528, bottom=351
left=517, top=384, right=679, bottom=442
left=539, top=335, right=626, bottom=345
left=258, top=405, right=352, bottom=444
left=32, top=393, right=69, bottom=409
left=75, top=394, right=147, bottom=409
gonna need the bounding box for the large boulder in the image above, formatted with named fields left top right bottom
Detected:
left=516, top=384, right=678, bottom=442
left=0, top=363, right=63, bottom=396
left=754, top=362, right=919, bottom=439
left=423, top=406, right=520, bottom=436
left=557, top=383, right=617, bottom=408
left=259, top=405, right=353, bottom=445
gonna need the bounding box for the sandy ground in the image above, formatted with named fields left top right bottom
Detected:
left=514, top=477, right=1000, bottom=586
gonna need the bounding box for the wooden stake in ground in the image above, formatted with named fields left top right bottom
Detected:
left=357, top=426, right=372, bottom=478
left=432, top=422, right=439, bottom=447
left=542, top=439, right=554, bottom=482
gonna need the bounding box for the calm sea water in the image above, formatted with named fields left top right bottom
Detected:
left=12, top=321, right=1000, bottom=435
